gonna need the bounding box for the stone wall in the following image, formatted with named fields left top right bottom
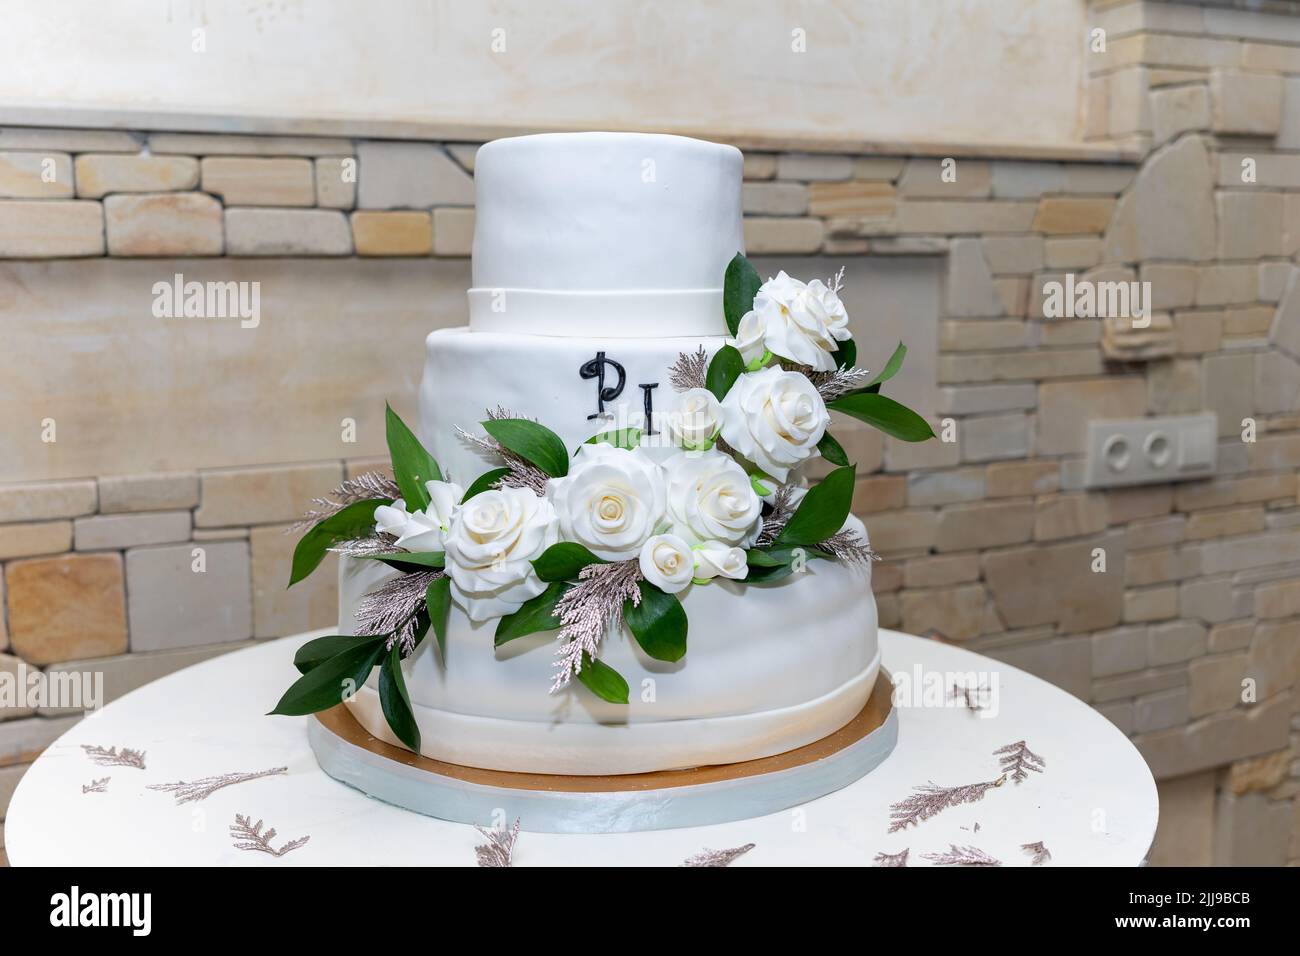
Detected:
left=2, top=0, right=1300, bottom=867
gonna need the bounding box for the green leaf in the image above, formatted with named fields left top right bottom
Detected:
left=386, top=403, right=442, bottom=511
left=624, top=581, right=688, bottom=662
left=576, top=653, right=630, bottom=704
left=582, top=427, right=642, bottom=451
left=863, top=341, right=907, bottom=392
left=360, top=550, right=446, bottom=573
left=723, top=252, right=762, bottom=337
left=292, top=634, right=370, bottom=675
left=483, top=418, right=569, bottom=478
left=775, top=465, right=856, bottom=548
left=494, top=581, right=568, bottom=646
left=832, top=337, right=857, bottom=370
left=706, top=344, right=746, bottom=401
left=425, top=575, right=452, bottom=655
left=289, top=498, right=391, bottom=587
left=463, top=467, right=510, bottom=501
left=829, top=392, right=935, bottom=442
left=746, top=545, right=831, bottom=570
left=818, top=431, right=849, bottom=466
left=532, top=542, right=605, bottom=582
left=270, top=638, right=385, bottom=716
left=743, top=562, right=801, bottom=586
left=378, top=644, right=420, bottom=752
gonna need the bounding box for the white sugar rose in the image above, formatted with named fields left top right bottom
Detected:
left=719, top=366, right=830, bottom=482
left=663, top=450, right=763, bottom=547
left=732, top=310, right=767, bottom=366
left=546, top=443, right=666, bottom=560
left=739, top=270, right=849, bottom=373
left=638, top=534, right=694, bottom=594
left=373, top=479, right=464, bottom=553
left=442, top=486, right=559, bottom=622
left=667, top=387, right=723, bottom=450
left=693, top=541, right=748, bottom=582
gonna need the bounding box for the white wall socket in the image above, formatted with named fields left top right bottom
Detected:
left=1083, top=414, right=1217, bottom=488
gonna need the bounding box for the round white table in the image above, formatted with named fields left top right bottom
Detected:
left=6, top=629, right=1158, bottom=866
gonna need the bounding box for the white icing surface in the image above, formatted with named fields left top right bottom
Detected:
left=469, top=132, right=743, bottom=337
left=418, top=326, right=728, bottom=486
left=339, top=555, right=879, bottom=774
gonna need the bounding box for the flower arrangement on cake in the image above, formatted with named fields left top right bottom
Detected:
left=272, top=253, right=933, bottom=752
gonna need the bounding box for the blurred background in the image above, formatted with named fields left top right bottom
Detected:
left=1, top=0, right=1298, bottom=866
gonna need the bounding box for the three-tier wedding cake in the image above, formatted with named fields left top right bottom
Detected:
left=277, top=132, right=933, bottom=794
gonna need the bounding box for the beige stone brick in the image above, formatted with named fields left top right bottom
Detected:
left=985, top=460, right=1059, bottom=498
left=850, top=475, right=906, bottom=513
left=862, top=509, right=938, bottom=554
left=195, top=462, right=342, bottom=528
left=742, top=217, right=823, bottom=254
left=1247, top=619, right=1300, bottom=699
left=74, top=154, right=198, bottom=198
left=1147, top=357, right=1202, bottom=415
left=1108, top=66, right=1151, bottom=137
left=1226, top=751, right=1290, bottom=795
left=314, top=157, right=356, bottom=209
left=1225, top=305, right=1274, bottom=339
left=1185, top=506, right=1266, bottom=541
left=1135, top=686, right=1190, bottom=733
left=1210, top=69, right=1282, bottom=136
left=995, top=277, right=1029, bottom=318
left=1092, top=625, right=1147, bottom=677
left=906, top=468, right=985, bottom=507
left=1148, top=620, right=1207, bottom=667
left=1174, top=473, right=1296, bottom=511
left=1255, top=578, right=1300, bottom=619
left=1241, top=41, right=1300, bottom=72
left=1258, top=262, right=1293, bottom=303
left=1032, top=197, right=1116, bottom=235
left=126, top=541, right=251, bottom=651
left=980, top=235, right=1044, bottom=275
left=150, top=133, right=351, bottom=157
left=0, top=573, right=6, bottom=652
left=201, top=157, right=313, bottom=206
left=5, top=554, right=126, bottom=664
left=1104, top=137, right=1215, bottom=263
left=897, top=200, right=1036, bottom=234
left=1062, top=163, right=1136, bottom=195
left=433, top=207, right=475, bottom=257
left=0, top=715, right=80, bottom=766
left=896, top=159, right=990, bottom=198
left=900, top=584, right=986, bottom=641
left=1124, top=585, right=1179, bottom=623
left=225, top=208, right=351, bottom=256
left=939, top=320, right=1025, bottom=351
left=775, top=153, right=852, bottom=181
left=984, top=636, right=1092, bottom=699
left=0, top=200, right=104, bottom=257
left=0, top=151, right=72, bottom=198
left=0, top=522, right=71, bottom=560
left=104, top=192, right=222, bottom=256
left=250, top=523, right=337, bottom=639
left=1034, top=492, right=1108, bottom=542
left=0, top=480, right=96, bottom=523
left=351, top=210, right=433, bottom=256
left=1208, top=620, right=1253, bottom=653
left=1199, top=530, right=1300, bottom=575
left=1137, top=692, right=1290, bottom=781
left=1216, top=191, right=1283, bottom=260
left=1107, top=485, right=1173, bottom=525
left=852, top=156, right=904, bottom=181
left=960, top=412, right=1030, bottom=463
left=1043, top=236, right=1102, bottom=270
left=0, top=127, right=142, bottom=152
left=1195, top=263, right=1257, bottom=307
left=357, top=142, right=474, bottom=209
left=939, top=348, right=1104, bottom=384
left=1093, top=665, right=1186, bottom=704
left=1127, top=514, right=1186, bottom=550
left=805, top=181, right=892, bottom=218
left=1173, top=310, right=1223, bottom=355
left=871, top=560, right=903, bottom=594
left=743, top=181, right=809, bottom=216
left=1189, top=652, right=1247, bottom=717
left=38, top=642, right=252, bottom=717
left=1257, top=352, right=1300, bottom=416
left=935, top=499, right=1034, bottom=552
left=1246, top=434, right=1300, bottom=471
left=1036, top=378, right=1146, bottom=455
left=1125, top=545, right=1199, bottom=586
left=1204, top=352, right=1254, bottom=438
left=1151, top=84, right=1211, bottom=145
left=937, top=383, right=1037, bottom=416
left=904, top=553, right=980, bottom=589
left=1140, top=263, right=1198, bottom=311
left=875, top=592, right=899, bottom=629
left=74, top=511, right=191, bottom=551
left=97, top=472, right=199, bottom=514
left=989, top=161, right=1065, bottom=199
left=944, top=237, right=1004, bottom=317
left=0, top=654, right=31, bottom=719
left=742, top=153, right=776, bottom=180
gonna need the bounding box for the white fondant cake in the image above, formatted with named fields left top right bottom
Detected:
left=340, top=132, right=879, bottom=775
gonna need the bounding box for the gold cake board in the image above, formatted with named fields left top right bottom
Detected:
left=309, top=670, right=897, bottom=832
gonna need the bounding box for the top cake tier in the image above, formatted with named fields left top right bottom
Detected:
left=469, top=132, right=743, bottom=338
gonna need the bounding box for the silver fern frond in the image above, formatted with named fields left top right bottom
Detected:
left=475, top=818, right=521, bottom=867
left=682, top=843, right=756, bottom=867
left=922, top=844, right=1001, bottom=867
left=994, top=741, right=1045, bottom=783
left=289, top=471, right=400, bottom=531
left=81, top=745, right=146, bottom=770
left=229, top=813, right=310, bottom=858
left=550, top=560, right=643, bottom=692
left=354, top=568, right=442, bottom=655
left=147, top=766, right=288, bottom=805
left=872, top=849, right=909, bottom=867
left=669, top=347, right=710, bottom=392
left=888, top=775, right=1007, bottom=833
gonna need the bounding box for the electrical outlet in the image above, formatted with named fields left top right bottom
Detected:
left=1083, top=414, right=1217, bottom=488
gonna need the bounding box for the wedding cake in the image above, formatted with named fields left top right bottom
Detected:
left=276, top=132, right=933, bottom=782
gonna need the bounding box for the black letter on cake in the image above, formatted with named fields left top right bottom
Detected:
left=639, top=383, right=658, bottom=435
left=580, top=351, right=626, bottom=419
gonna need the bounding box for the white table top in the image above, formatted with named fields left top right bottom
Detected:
left=6, top=629, right=1158, bottom=866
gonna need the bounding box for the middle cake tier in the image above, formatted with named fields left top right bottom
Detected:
left=417, top=327, right=729, bottom=486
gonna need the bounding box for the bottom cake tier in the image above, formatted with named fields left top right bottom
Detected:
left=337, top=556, right=879, bottom=775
